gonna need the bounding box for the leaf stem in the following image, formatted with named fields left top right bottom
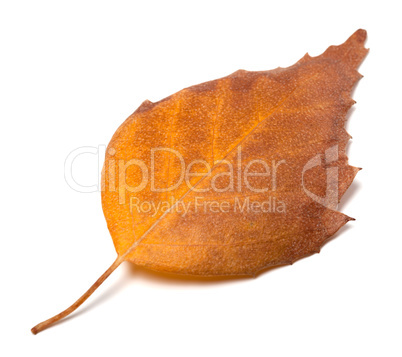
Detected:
left=31, top=256, right=123, bottom=335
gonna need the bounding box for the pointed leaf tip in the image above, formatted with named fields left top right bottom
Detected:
left=322, top=29, right=368, bottom=69
left=352, top=29, right=367, bottom=43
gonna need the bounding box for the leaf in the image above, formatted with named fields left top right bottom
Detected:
left=32, top=29, right=368, bottom=334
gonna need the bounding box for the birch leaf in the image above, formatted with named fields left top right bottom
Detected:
left=32, top=29, right=368, bottom=334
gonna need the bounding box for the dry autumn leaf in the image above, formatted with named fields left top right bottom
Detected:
left=32, top=29, right=368, bottom=334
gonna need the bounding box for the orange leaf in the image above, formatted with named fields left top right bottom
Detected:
left=32, top=29, right=368, bottom=334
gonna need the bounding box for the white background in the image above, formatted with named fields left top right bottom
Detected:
left=1, top=1, right=401, bottom=356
